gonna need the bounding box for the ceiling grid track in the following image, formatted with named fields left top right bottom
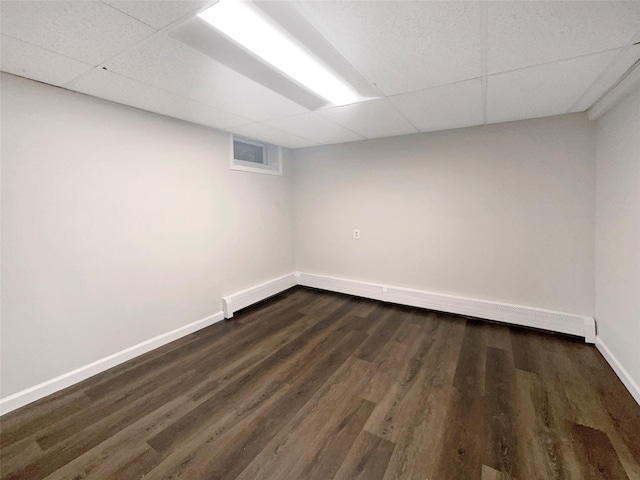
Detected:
left=568, top=28, right=640, bottom=114
left=61, top=3, right=213, bottom=90
left=480, top=1, right=489, bottom=125
left=4, top=1, right=640, bottom=147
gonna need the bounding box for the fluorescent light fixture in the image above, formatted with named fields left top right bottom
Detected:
left=198, top=0, right=359, bottom=106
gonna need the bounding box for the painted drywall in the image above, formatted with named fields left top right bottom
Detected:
left=0, top=73, right=295, bottom=397
left=595, top=84, right=640, bottom=390
left=292, top=114, right=596, bottom=316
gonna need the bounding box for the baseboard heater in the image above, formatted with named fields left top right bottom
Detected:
left=0, top=273, right=601, bottom=415
left=222, top=272, right=596, bottom=343
left=222, top=273, right=298, bottom=319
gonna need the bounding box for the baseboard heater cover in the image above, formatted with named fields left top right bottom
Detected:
left=296, top=272, right=596, bottom=343
left=222, top=273, right=298, bottom=318
left=1, top=272, right=598, bottom=416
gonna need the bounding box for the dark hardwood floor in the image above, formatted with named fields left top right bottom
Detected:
left=1, top=287, right=639, bottom=480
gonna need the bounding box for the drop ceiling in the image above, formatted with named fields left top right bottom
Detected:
left=2, top=1, right=639, bottom=149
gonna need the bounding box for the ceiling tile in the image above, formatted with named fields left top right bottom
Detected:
left=0, top=1, right=154, bottom=65
left=102, top=1, right=211, bottom=30
left=4, top=0, right=638, bottom=146
left=228, top=124, right=319, bottom=150
left=317, top=98, right=418, bottom=139
left=265, top=113, right=364, bottom=146
left=65, top=69, right=250, bottom=130
left=295, top=1, right=481, bottom=96
left=389, top=79, right=484, bottom=133
left=487, top=50, right=620, bottom=125
left=488, top=1, right=640, bottom=74
left=104, top=35, right=309, bottom=122
left=1, top=35, right=94, bottom=86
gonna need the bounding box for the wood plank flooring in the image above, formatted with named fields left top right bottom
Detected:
left=1, top=287, right=639, bottom=480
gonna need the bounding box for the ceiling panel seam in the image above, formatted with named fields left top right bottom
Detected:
left=98, top=0, right=163, bottom=31
left=263, top=124, right=318, bottom=145
left=231, top=123, right=319, bottom=147
left=489, top=46, right=627, bottom=79
left=567, top=29, right=640, bottom=113
left=319, top=117, right=366, bottom=140
left=566, top=49, right=625, bottom=114
left=0, top=33, right=95, bottom=67
left=295, top=112, right=366, bottom=141
left=385, top=76, right=482, bottom=100
left=68, top=67, right=254, bottom=126
left=481, top=1, right=488, bottom=125
left=385, top=100, right=420, bottom=133
left=61, top=4, right=212, bottom=90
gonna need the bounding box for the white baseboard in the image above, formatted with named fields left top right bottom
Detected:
left=596, top=336, right=640, bottom=407
left=0, top=311, right=224, bottom=416
left=222, top=273, right=297, bottom=318
left=296, top=272, right=596, bottom=343
left=0, top=270, right=607, bottom=416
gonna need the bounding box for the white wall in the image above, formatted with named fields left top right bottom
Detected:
left=0, top=73, right=295, bottom=398
left=5, top=70, right=638, bottom=406
left=292, top=114, right=596, bottom=316
left=595, top=84, right=640, bottom=392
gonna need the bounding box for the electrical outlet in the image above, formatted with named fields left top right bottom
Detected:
left=354, top=229, right=360, bottom=239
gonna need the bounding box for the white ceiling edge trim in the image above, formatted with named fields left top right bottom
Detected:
left=568, top=47, right=631, bottom=113
left=588, top=59, right=640, bottom=120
